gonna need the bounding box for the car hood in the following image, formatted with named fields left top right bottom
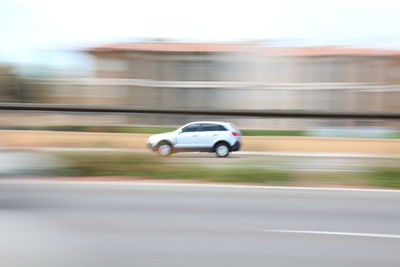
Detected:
left=148, top=131, right=176, bottom=142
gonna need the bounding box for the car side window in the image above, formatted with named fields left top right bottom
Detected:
left=200, top=124, right=227, bottom=131
left=182, top=124, right=201, bottom=132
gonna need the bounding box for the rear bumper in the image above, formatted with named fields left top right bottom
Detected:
left=231, top=141, right=241, bottom=151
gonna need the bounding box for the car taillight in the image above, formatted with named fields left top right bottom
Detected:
left=231, top=131, right=239, bottom=136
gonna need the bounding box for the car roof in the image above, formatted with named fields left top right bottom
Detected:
left=186, top=121, right=229, bottom=125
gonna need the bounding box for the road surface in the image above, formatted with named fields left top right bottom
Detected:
left=1, top=180, right=400, bottom=267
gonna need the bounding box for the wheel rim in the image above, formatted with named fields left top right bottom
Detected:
left=158, top=144, right=171, bottom=155
left=216, top=145, right=228, bottom=156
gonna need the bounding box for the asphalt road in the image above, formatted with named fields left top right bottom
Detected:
left=1, top=180, right=400, bottom=267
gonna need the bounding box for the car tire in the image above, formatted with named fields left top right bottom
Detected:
left=215, top=143, right=230, bottom=157
left=157, top=142, right=172, bottom=157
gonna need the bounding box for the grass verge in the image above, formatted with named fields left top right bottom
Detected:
left=368, top=167, right=400, bottom=188
left=4, top=125, right=306, bottom=136
left=6, top=125, right=400, bottom=138
left=58, top=152, right=292, bottom=185
left=55, top=152, right=400, bottom=188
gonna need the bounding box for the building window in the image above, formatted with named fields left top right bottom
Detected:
left=177, top=61, right=206, bottom=81
left=97, top=58, right=128, bottom=72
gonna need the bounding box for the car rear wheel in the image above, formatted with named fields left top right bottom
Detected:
left=215, top=143, right=230, bottom=157
left=157, top=142, right=172, bottom=156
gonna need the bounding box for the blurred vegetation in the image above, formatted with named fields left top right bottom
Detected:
left=0, top=64, right=46, bottom=103
left=5, top=125, right=400, bottom=138
left=2, top=125, right=308, bottom=136
left=6, top=125, right=177, bottom=134
left=368, top=167, right=400, bottom=188
left=390, top=132, right=400, bottom=139
left=59, top=152, right=292, bottom=184
left=241, top=129, right=305, bottom=136
left=56, top=152, right=400, bottom=188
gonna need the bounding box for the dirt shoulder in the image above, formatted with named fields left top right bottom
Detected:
left=1, top=130, right=400, bottom=154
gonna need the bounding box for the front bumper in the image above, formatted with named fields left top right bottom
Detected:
left=147, top=143, right=157, bottom=152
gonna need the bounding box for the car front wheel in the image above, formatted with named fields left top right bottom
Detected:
left=215, top=143, right=230, bottom=157
left=157, top=142, right=172, bottom=156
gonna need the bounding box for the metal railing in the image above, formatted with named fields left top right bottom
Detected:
left=0, top=102, right=399, bottom=120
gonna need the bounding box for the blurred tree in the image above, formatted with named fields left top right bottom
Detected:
left=0, top=63, right=45, bottom=102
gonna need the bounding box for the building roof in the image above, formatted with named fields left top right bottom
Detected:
left=266, top=46, right=400, bottom=56
left=86, top=42, right=400, bottom=56
left=87, top=42, right=251, bottom=53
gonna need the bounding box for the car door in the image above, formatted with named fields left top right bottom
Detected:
left=175, top=123, right=202, bottom=148
left=199, top=123, right=227, bottom=147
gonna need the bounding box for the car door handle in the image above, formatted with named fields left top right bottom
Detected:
left=192, top=135, right=197, bottom=137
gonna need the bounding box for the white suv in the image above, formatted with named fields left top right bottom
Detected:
left=147, top=121, right=241, bottom=157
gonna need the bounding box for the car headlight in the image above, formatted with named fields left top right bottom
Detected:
left=148, top=136, right=156, bottom=146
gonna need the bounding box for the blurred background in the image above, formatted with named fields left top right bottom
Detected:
left=2, top=41, right=400, bottom=129
left=0, top=0, right=400, bottom=180
left=1, top=0, right=400, bottom=129
left=2, top=1, right=400, bottom=267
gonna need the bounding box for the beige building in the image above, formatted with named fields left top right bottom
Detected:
left=87, top=43, right=400, bottom=84
left=37, top=42, right=400, bottom=128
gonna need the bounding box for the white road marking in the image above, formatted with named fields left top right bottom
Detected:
left=1, top=179, right=400, bottom=193
left=264, top=230, right=400, bottom=239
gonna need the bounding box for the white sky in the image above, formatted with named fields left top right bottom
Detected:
left=1, top=0, right=400, bottom=68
